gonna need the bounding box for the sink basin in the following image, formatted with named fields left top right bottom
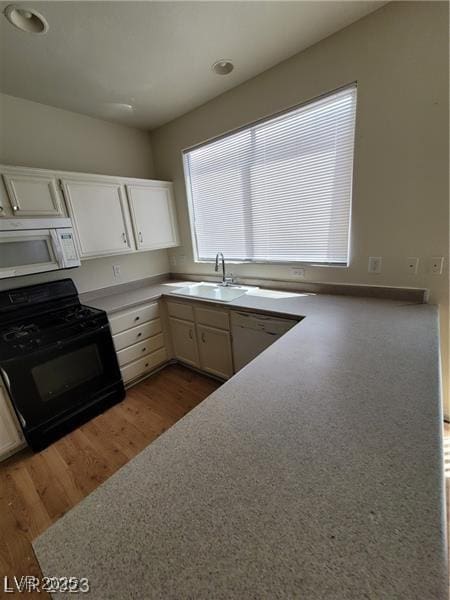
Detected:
left=171, top=282, right=251, bottom=302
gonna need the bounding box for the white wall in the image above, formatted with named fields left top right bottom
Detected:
left=0, top=93, right=169, bottom=292
left=150, top=1, right=449, bottom=414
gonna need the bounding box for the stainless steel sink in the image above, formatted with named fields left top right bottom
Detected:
left=170, top=282, right=253, bottom=302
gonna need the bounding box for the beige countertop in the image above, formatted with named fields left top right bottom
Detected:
left=35, top=279, right=447, bottom=599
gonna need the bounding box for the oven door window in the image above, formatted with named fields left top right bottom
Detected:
left=32, top=344, right=103, bottom=402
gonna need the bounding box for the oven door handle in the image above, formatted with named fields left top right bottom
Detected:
left=2, top=322, right=111, bottom=363
left=54, top=323, right=110, bottom=347
left=0, top=366, right=26, bottom=427
left=0, top=366, right=11, bottom=394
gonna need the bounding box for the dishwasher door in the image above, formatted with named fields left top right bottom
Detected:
left=231, top=311, right=296, bottom=372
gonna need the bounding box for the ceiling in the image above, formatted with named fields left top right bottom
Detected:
left=0, top=1, right=386, bottom=130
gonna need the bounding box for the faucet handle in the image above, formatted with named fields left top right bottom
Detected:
left=224, top=273, right=234, bottom=286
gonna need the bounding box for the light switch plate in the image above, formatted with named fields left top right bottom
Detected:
left=406, top=257, right=419, bottom=275
left=430, top=257, right=444, bottom=275
left=368, top=256, right=382, bottom=274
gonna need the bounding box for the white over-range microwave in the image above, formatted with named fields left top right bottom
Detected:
left=0, top=218, right=81, bottom=279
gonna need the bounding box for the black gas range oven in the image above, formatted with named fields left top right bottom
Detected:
left=0, top=279, right=125, bottom=451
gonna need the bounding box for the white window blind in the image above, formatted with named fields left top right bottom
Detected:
left=183, top=84, right=357, bottom=265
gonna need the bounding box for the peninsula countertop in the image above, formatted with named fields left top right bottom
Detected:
left=34, top=280, right=447, bottom=599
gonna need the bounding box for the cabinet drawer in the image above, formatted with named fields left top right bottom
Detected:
left=117, top=333, right=164, bottom=367
left=167, top=300, right=194, bottom=322
left=121, top=347, right=167, bottom=383
left=110, top=302, right=160, bottom=335
left=113, top=319, right=161, bottom=351
left=195, top=306, right=229, bottom=330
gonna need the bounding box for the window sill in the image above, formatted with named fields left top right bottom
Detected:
left=194, top=259, right=349, bottom=269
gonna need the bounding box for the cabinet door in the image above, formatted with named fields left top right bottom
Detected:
left=126, top=182, right=179, bottom=251
left=2, top=168, right=64, bottom=217
left=62, top=178, right=134, bottom=258
left=169, top=317, right=199, bottom=367
left=197, top=324, right=233, bottom=379
left=0, top=380, right=24, bottom=461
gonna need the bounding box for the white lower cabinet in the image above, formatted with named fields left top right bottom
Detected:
left=166, top=300, right=233, bottom=380
left=0, top=380, right=24, bottom=461
left=169, top=317, right=200, bottom=367
left=109, top=300, right=168, bottom=386
left=197, top=324, right=233, bottom=379
left=120, top=348, right=167, bottom=383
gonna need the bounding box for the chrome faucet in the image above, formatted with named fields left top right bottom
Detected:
left=215, top=252, right=233, bottom=286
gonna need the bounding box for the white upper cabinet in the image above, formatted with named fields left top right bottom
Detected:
left=1, top=166, right=65, bottom=217
left=0, top=165, right=180, bottom=259
left=62, top=177, right=134, bottom=259
left=126, top=182, right=179, bottom=251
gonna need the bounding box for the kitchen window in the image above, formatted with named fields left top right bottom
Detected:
left=183, top=84, right=357, bottom=265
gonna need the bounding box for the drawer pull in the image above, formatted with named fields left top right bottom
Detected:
left=137, top=332, right=142, bottom=337
left=142, top=347, right=146, bottom=352
left=135, top=316, right=140, bottom=321
left=145, top=362, right=149, bottom=368
left=201, top=332, right=206, bottom=343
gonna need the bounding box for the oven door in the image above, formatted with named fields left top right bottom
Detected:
left=0, top=323, right=122, bottom=431
left=0, top=229, right=63, bottom=278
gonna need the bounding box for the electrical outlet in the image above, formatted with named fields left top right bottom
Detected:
left=291, top=267, right=305, bottom=279
left=430, top=256, right=444, bottom=275
left=368, top=256, right=382, bottom=274
left=406, top=257, right=419, bottom=275
left=112, top=264, right=121, bottom=278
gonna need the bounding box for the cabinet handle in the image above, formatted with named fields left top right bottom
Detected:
left=134, top=316, right=140, bottom=321
left=12, top=205, right=18, bottom=211
left=0, top=205, right=3, bottom=212
left=188, top=329, right=193, bottom=339
left=139, top=232, right=143, bottom=243
left=122, top=232, right=127, bottom=244
left=201, top=332, right=206, bottom=343
left=142, top=347, right=146, bottom=352
left=145, top=363, right=149, bottom=368
left=137, top=332, right=142, bottom=338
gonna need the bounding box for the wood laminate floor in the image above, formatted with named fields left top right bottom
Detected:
left=0, top=365, right=220, bottom=598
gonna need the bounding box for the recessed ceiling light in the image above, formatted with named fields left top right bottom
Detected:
left=4, top=4, right=49, bottom=34
left=212, top=60, right=234, bottom=75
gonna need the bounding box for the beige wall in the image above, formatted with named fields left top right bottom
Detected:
left=0, top=93, right=169, bottom=293
left=150, top=1, right=449, bottom=414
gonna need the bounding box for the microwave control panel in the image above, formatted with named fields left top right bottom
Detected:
left=56, top=229, right=80, bottom=266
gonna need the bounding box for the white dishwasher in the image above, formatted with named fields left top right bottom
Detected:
left=231, top=311, right=297, bottom=372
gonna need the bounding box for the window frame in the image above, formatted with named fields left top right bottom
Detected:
left=182, top=82, right=357, bottom=268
